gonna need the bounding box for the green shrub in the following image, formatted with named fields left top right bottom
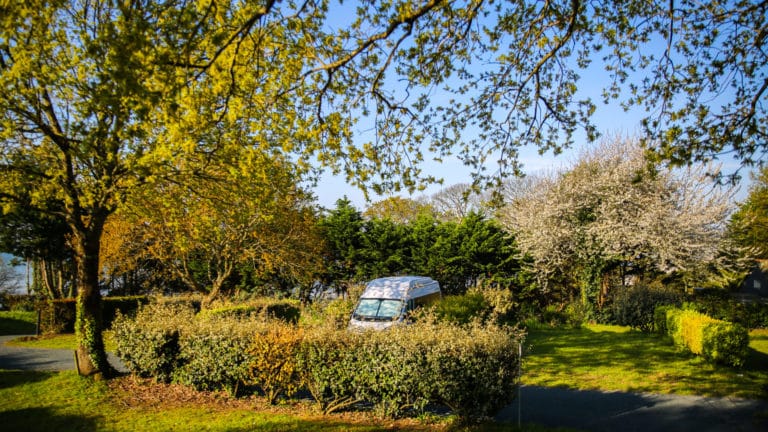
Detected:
left=2, top=294, right=36, bottom=312
left=689, top=289, right=768, bottom=329
left=701, top=321, right=750, bottom=367
left=653, top=305, right=675, bottom=334
left=36, top=296, right=150, bottom=334
left=173, top=317, right=263, bottom=395
left=114, top=301, right=525, bottom=421
left=435, top=292, right=488, bottom=324
left=198, top=298, right=300, bottom=323
left=36, top=298, right=76, bottom=334
left=608, top=282, right=683, bottom=332
left=660, top=307, right=749, bottom=367
left=295, top=327, right=361, bottom=414
left=102, top=296, right=149, bottom=328
left=469, top=286, right=518, bottom=325
left=112, top=302, right=194, bottom=382
left=298, top=320, right=524, bottom=419
left=247, top=324, right=304, bottom=404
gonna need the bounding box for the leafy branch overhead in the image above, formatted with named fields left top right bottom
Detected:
left=0, top=0, right=764, bottom=376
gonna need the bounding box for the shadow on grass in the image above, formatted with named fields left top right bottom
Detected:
left=0, top=369, right=53, bottom=390
left=523, top=325, right=768, bottom=399
left=0, top=316, right=36, bottom=335
left=0, top=407, right=99, bottom=432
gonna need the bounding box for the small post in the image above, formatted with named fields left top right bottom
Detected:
left=518, top=340, right=522, bottom=428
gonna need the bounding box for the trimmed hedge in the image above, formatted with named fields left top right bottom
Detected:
left=113, top=303, right=524, bottom=420
left=36, top=296, right=149, bottom=334
left=656, top=306, right=749, bottom=367
left=197, top=298, right=300, bottom=323
left=607, top=283, right=683, bottom=332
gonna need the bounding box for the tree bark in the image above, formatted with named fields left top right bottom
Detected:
left=72, top=223, right=110, bottom=378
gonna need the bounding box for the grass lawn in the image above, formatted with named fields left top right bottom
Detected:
left=0, top=370, right=554, bottom=432
left=522, top=324, right=768, bottom=399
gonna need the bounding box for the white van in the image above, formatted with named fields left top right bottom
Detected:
left=348, top=276, right=441, bottom=330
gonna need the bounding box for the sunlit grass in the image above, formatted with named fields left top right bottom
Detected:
left=7, top=332, right=117, bottom=352
left=521, top=324, right=768, bottom=399
left=0, top=370, right=547, bottom=432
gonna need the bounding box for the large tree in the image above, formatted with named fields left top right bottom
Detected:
left=1, top=0, right=764, bottom=377
left=501, top=138, right=735, bottom=308
left=0, top=0, right=342, bottom=376
left=124, top=151, right=324, bottom=306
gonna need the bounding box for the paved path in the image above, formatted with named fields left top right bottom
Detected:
left=496, top=385, right=768, bottom=432
left=0, top=335, right=126, bottom=372
left=3, top=335, right=768, bottom=431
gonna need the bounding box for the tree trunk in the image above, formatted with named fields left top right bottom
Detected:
left=72, top=225, right=111, bottom=378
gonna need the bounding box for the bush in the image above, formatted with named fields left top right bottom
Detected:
left=37, top=299, right=76, bottom=334
left=689, top=289, right=768, bottom=329
left=658, top=306, right=749, bottom=367
left=115, top=302, right=525, bottom=421
left=198, top=298, right=300, bottom=323
left=247, top=324, right=304, bottom=403
left=435, top=292, right=488, bottom=324
left=173, top=316, right=263, bottom=395
left=112, top=302, right=195, bottom=382
left=37, top=296, right=150, bottom=334
left=298, top=320, right=524, bottom=419
left=607, top=282, right=683, bottom=332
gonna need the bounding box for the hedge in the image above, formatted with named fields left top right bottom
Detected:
left=197, top=298, right=300, bottom=323
left=113, top=304, right=524, bottom=420
left=656, top=306, right=749, bottom=367
left=36, top=296, right=149, bottom=334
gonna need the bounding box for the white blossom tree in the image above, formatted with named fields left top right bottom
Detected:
left=500, top=137, right=735, bottom=309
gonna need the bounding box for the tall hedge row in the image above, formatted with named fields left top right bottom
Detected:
left=112, top=304, right=524, bottom=419
left=655, top=306, right=749, bottom=367
left=36, top=296, right=149, bottom=334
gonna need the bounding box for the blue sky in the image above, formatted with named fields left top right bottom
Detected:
left=312, top=84, right=753, bottom=211
left=310, top=5, right=756, bottom=210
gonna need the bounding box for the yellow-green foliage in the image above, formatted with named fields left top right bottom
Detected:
left=660, top=307, right=749, bottom=367
left=112, top=303, right=196, bottom=382
left=247, top=324, right=304, bottom=404
left=114, top=302, right=525, bottom=420
left=297, top=320, right=524, bottom=419
left=198, top=298, right=300, bottom=323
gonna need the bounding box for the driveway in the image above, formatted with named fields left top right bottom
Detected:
left=496, top=385, right=768, bottom=432
left=2, top=334, right=767, bottom=431
left=0, top=335, right=126, bottom=372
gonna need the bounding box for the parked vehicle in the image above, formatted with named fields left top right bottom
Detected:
left=348, top=276, right=441, bottom=330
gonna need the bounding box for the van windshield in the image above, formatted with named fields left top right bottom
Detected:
left=352, top=299, right=403, bottom=321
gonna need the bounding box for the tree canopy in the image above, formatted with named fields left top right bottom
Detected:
left=729, top=167, right=768, bottom=260
left=501, top=137, right=735, bottom=308
left=1, top=0, right=764, bottom=377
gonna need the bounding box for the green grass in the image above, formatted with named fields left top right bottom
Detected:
left=521, top=324, right=768, bottom=399
left=0, top=311, right=37, bottom=335
left=7, top=332, right=117, bottom=352
left=0, top=370, right=542, bottom=432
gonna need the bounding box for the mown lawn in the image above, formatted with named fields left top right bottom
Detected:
left=522, top=324, right=768, bottom=399
left=0, top=370, right=558, bottom=432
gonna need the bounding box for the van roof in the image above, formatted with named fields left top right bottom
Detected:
left=361, top=276, right=438, bottom=299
